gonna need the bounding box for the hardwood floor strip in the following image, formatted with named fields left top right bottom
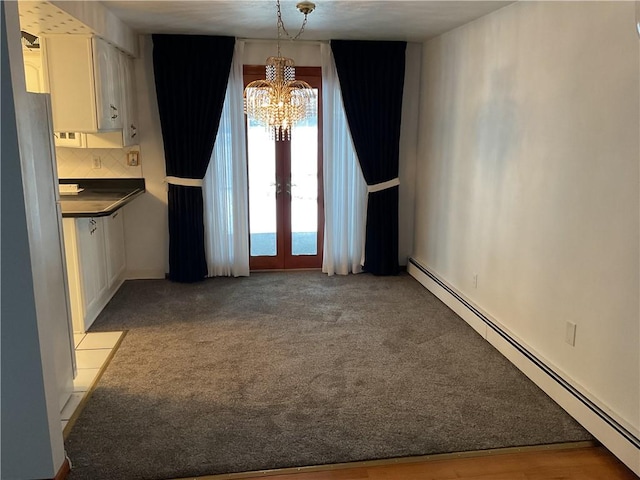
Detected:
left=53, top=457, right=71, bottom=480
left=171, top=442, right=640, bottom=480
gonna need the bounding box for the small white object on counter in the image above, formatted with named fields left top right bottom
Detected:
left=59, top=184, right=84, bottom=195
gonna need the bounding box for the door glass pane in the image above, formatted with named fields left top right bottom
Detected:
left=247, top=118, right=277, bottom=256
left=290, top=90, right=318, bottom=256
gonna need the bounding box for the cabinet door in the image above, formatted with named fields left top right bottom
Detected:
left=104, top=210, right=126, bottom=288
left=119, top=52, right=139, bottom=146
left=76, top=217, right=108, bottom=327
left=93, top=37, right=123, bottom=130
left=44, top=35, right=98, bottom=131
left=22, top=50, right=46, bottom=93
left=62, top=218, right=85, bottom=334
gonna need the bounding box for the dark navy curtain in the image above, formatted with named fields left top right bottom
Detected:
left=153, top=34, right=234, bottom=282
left=331, top=40, right=406, bottom=276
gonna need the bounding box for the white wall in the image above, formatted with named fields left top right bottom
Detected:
left=57, top=146, right=142, bottom=178
left=398, top=42, right=421, bottom=265
left=126, top=37, right=419, bottom=277
left=123, top=35, right=168, bottom=279
left=244, top=40, right=321, bottom=66
left=413, top=0, right=638, bottom=454
left=1, top=2, right=66, bottom=478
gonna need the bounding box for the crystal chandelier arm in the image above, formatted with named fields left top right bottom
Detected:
left=287, top=80, right=314, bottom=89
left=245, top=79, right=272, bottom=89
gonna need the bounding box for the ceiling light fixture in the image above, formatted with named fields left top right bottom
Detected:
left=243, top=0, right=317, bottom=141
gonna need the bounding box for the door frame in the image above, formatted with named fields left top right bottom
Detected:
left=244, top=65, right=324, bottom=270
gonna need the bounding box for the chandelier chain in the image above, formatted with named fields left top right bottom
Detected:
left=276, top=0, right=309, bottom=43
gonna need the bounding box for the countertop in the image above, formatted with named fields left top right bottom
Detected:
left=59, top=178, right=145, bottom=218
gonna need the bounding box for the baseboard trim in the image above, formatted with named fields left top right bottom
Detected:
left=52, top=457, right=70, bottom=480
left=407, top=257, right=640, bottom=475
left=126, top=269, right=167, bottom=280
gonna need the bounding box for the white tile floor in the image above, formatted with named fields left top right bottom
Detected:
left=73, top=368, right=101, bottom=392
left=61, top=393, right=84, bottom=421
left=62, top=331, right=124, bottom=432
left=75, top=348, right=112, bottom=368
left=76, top=331, right=123, bottom=350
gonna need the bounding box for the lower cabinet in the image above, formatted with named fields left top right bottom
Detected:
left=63, top=210, right=126, bottom=333
left=104, top=210, right=126, bottom=288
left=76, top=217, right=108, bottom=322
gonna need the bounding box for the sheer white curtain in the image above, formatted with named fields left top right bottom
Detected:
left=203, top=41, right=250, bottom=277
left=321, top=43, right=368, bottom=275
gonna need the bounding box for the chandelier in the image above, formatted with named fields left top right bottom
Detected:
left=243, top=0, right=317, bottom=141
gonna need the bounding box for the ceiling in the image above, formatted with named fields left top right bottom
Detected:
left=102, top=1, right=514, bottom=42
left=19, top=1, right=95, bottom=36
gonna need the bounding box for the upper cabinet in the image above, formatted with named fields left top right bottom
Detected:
left=119, top=52, right=139, bottom=146
left=22, top=49, right=48, bottom=93
left=92, top=36, right=123, bottom=131
left=43, top=35, right=138, bottom=145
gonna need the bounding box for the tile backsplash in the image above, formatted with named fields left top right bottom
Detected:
left=56, top=147, right=143, bottom=178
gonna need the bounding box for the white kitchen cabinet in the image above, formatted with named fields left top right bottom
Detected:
left=44, top=35, right=124, bottom=133
left=21, top=93, right=75, bottom=413
left=93, top=37, right=123, bottom=131
left=63, top=211, right=127, bottom=333
left=22, top=49, right=47, bottom=93
left=119, top=51, right=139, bottom=146
left=76, top=217, right=108, bottom=321
left=104, top=210, right=126, bottom=289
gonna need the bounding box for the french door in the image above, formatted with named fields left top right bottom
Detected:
left=244, top=66, right=324, bottom=270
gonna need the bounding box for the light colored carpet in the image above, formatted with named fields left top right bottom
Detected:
left=66, top=272, right=592, bottom=480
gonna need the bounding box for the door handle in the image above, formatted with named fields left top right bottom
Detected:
left=270, top=181, right=282, bottom=195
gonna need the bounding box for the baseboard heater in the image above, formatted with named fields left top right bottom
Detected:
left=408, top=257, right=639, bottom=452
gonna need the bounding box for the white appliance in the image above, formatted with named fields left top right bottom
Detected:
left=22, top=92, right=76, bottom=412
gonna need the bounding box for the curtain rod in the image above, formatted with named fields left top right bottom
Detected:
left=238, top=38, right=328, bottom=45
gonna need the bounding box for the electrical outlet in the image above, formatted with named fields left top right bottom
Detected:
left=473, top=274, right=478, bottom=288
left=565, top=322, right=576, bottom=346
left=92, top=155, right=102, bottom=169
left=127, top=151, right=139, bottom=166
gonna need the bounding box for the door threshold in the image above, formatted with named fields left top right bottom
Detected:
left=250, top=268, right=322, bottom=273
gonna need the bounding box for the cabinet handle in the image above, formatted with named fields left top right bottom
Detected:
left=111, top=104, right=118, bottom=120
left=110, top=104, right=117, bottom=111
left=131, top=124, right=137, bottom=138
left=112, top=212, right=119, bottom=219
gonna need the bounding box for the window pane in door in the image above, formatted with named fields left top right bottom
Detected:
left=290, top=91, right=318, bottom=256
left=247, top=118, right=277, bottom=256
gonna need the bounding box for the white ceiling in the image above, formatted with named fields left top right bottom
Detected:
left=19, top=1, right=95, bottom=35
left=102, top=1, right=514, bottom=42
